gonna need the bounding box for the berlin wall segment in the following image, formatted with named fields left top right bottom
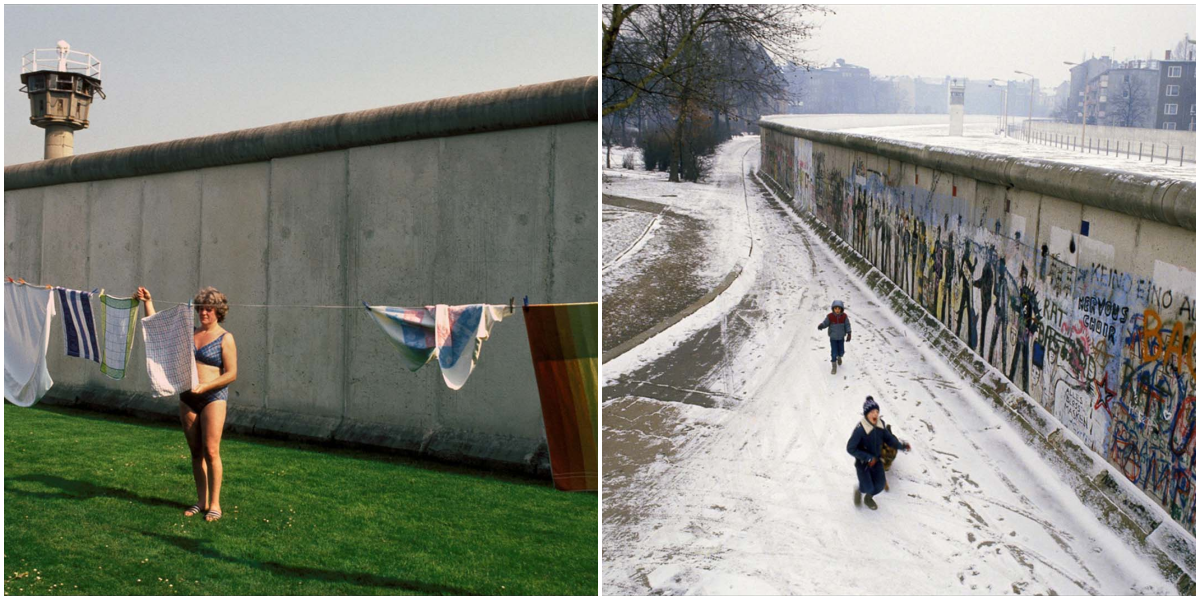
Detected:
left=760, top=122, right=1196, bottom=536
left=2, top=78, right=599, bottom=474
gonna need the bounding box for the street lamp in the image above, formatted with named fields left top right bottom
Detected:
left=1015, top=70, right=1036, bottom=142
left=989, top=79, right=1009, bottom=136
left=1064, top=61, right=1086, bottom=148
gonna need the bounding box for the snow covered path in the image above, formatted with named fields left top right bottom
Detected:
left=601, top=139, right=1177, bottom=595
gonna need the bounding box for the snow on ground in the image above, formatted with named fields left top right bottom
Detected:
left=602, top=137, right=1177, bottom=595
left=763, top=114, right=1196, bottom=182
left=600, top=145, right=644, bottom=171
left=762, top=113, right=1011, bottom=132
left=602, top=206, right=658, bottom=268
left=603, top=135, right=758, bottom=286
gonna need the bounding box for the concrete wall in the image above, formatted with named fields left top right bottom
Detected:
left=1024, top=120, right=1196, bottom=162
left=5, top=77, right=598, bottom=474
left=759, top=121, right=1196, bottom=535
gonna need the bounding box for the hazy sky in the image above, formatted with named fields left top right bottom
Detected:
left=4, top=5, right=597, bottom=165
left=804, top=5, right=1195, bottom=84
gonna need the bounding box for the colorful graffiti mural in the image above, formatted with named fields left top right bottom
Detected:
left=760, top=131, right=1196, bottom=533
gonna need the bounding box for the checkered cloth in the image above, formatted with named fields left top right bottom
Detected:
left=99, top=293, right=140, bottom=380
left=141, top=304, right=198, bottom=397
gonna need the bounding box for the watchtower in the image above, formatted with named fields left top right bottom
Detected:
left=948, top=78, right=965, bottom=136
left=19, top=40, right=105, bottom=159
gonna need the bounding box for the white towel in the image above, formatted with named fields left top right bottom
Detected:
left=141, top=304, right=198, bottom=397
left=4, top=282, right=57, bottom=407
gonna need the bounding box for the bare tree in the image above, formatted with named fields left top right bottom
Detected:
left=1173, top=33, right=1195, bottom=61
left=1108, top=75, right=1152, bottom=128
left=1050, top=97, right=1072, bottom=123
left=603, top=4, right=827, bottom=181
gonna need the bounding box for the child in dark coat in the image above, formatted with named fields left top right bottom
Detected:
left=847, top=396, right=911, bottom=510
left=817, top=299, right=852, bottom=373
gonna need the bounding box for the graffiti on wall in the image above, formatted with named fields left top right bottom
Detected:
left=760, top=132, right=1196, bottom=533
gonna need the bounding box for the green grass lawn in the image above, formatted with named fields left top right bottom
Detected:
left=4, top=404, right=597, bottom=595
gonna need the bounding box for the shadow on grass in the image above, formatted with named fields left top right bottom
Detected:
left=6, top=474, right=181, bottom=509
left=137, top=530, right=475, bottom=595
left=20, top=404, right=553, bottom=489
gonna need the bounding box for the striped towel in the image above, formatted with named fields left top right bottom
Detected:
left=141, top=304, right=198, bottom=397
left=523, top=303, right=598, bottom=492
left=99, top=293, right=140, bottom=380
left=364, top=303, right=513, bottom=390
left=56, top=287, right=101, bottom=362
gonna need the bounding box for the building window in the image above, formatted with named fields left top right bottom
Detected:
left=1164, top=122, right=1177, bottom=130
left=1167, top=85, right=1180, bottom=96
left=1099, top=95, right=1107, bottom=102
left=1168, top=66, right=1182, bottom=77
left=1122, top=89, right=1129, bottom=98
left=1165, top=103, right=1179, bottom=115
left=1123, top=74, right=1131, bottom=83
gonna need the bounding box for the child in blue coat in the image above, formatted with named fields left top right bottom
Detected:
left=847, top=396, right=911, bottom=510
left=818, top=299, right=852, bottom=374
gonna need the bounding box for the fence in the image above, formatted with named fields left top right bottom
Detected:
left=1021, top=120, right=1195, bottom=164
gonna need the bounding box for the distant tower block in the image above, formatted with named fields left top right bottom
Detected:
left=948, top=79, right=965, bottom=136
left=19, top=40, right=105, bottom=160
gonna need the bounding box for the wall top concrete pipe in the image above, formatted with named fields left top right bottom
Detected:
left=5, top=76, right=598, bottom=191
left=760, top=120, right=1196, bottom=232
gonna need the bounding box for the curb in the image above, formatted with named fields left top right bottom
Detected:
left=753, top=171, right=1196, bottom=593
left=602, top=264, right=743, bottom=364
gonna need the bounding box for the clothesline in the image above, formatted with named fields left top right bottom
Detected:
left=6, top=278, right=521, bottom=311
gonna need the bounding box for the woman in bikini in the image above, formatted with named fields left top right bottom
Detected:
left=137, top=286, right=238, bottom=522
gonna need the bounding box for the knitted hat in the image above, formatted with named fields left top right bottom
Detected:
left=863, top=396, right=879, bottom=416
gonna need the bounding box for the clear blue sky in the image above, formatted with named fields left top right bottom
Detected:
left=4, top=5, right=597, bottom=165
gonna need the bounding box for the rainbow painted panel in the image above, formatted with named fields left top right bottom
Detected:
left=523, top=303, right=598, bottom=492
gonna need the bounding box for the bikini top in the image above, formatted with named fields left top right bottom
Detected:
left=195, top=332, right=226, bottom=368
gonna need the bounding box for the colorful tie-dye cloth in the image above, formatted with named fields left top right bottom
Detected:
left=99, top=292, right=140, bottom=380
left=363, top=303, right=513, bottom=390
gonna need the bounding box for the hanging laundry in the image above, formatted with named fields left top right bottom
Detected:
left=99, top=292, right=140, bottom=380
left=5, top=282, right=58, bottom=407
left=56, top=287, right=101, bottom=363
left=141, top=304, right=198, bottom=397
left=364, top=303, right=513, bottom=390
left=523, top=303, right=598, bottom=492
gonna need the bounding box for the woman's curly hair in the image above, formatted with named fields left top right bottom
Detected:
left=193, top=287, right=229, bottom=323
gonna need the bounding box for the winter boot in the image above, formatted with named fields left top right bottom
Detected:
left=831, top=362, right=838, bottom=375
left=854, top=487, right=862, bottom=507
left=838, top=356, right=843, bottom=365
left=864, top=494, right=878, bottom=510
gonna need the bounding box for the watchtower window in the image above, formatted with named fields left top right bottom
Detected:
left=27, top=75, right=45, bottom=92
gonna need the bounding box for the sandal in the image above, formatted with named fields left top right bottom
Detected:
left=184, top=505, right=204, bottom=517
left=205, top=509, right=223, bottom=522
